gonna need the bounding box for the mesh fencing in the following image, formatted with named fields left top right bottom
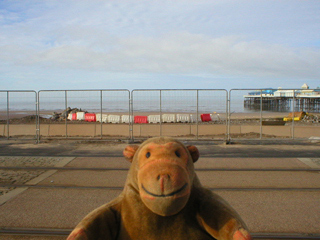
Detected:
left=0, top=89, right=319, bottom=142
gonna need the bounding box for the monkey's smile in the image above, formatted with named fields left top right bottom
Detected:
left=141, top=183, right=188, bottom=197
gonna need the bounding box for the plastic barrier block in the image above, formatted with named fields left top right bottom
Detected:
left=134, top=116, right=148, bottom=124
left=67, top=113, right=72, bottom=121
left=189, top=114, right=196, bottom=123
left=85, top=113, right=96, bottom=122
left=108, top=115, right=121, bottom=124
left=121, top=115, right=133, bottom=124
left=176, top=114, right=190, bottom=123
left=96, top=113, right=108, bottom=123
left=162, top=114, right=176, bottom=123
left=210, top=113, right=221, bottom=122
left=148, top=115, right=161, bottom=123
left=201, top=114, right=212, bottom=122
left=67, top=113, right=77, bottom=121
left=76, top=112, right=85, bottom=121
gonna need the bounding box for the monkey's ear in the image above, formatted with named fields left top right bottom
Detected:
left=123, top=145, right=139, bottom=163
left=187, top=145, right=199, bottom=163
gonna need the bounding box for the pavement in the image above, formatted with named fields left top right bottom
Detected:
left=0, top=139, right=319, bottom=239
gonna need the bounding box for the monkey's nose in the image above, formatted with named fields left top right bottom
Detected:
left=157, top=174, right=171, bottom=193
left=157, top=174, right=170, bottom=181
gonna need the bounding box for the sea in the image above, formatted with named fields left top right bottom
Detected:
left=0, top=90, right=315, bottom=115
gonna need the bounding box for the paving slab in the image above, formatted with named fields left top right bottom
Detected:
left=64, top=156, right=317, bottom=170
left=196, top=157, right=313, bottom=169
left=39, top=170, right=128, bottom=187
left=66, top=157, right=320, bottom=169
left=0, top=188, right=319, bottom=235
left=37, top=156, right=320, bottom=189
left=198, top=170, right=320, bottom=188
left=65, top=157, right=130, bottom=169
left=35, top=168, right=320, bottom=189
left=0, top=157, right=75, bottom=205
left=0, top=188, right=122, bottom=229
left=217, top=190, right=320, bottom=234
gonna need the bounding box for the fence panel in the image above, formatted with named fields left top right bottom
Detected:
left=1, top=88, right=318, bottom=142
left=38, top=90, right=130, bottom=140
left=197, top=90, right=228, bottom=140
left=131, top=89, right=228, bottom=140
left=0, top=91, right=38, bottom=140
left=229, top=89, right=320, bottom=141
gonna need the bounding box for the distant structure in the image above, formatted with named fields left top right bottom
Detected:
left=243, top=84, right=320, bottom=112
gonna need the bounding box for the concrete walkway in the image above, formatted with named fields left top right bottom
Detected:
left=0, top=141, right=319, bottom=239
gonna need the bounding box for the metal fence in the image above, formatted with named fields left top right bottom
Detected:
left=0, top=89, right=319, bottom=143
left=229, top=89, right=320, bottom=141
left=131, top=89, right=228, bottom=140
left=0, top=91, right=38, bottom=141
left=37, top=90, right=130, bottom=141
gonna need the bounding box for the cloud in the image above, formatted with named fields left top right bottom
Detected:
left=0, top=0, right=319, bottom=90
left=1, top=30, right=319, bottom=81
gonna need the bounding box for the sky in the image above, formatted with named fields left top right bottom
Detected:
left=0, top=0, right=319, bottom=91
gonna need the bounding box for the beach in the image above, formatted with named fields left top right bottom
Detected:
left=0, top=109, right=319, bottom=140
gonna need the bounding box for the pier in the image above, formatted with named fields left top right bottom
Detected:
left=244, top=96, right=320, bottom=112
left=243, top=86, right=320, bottom=113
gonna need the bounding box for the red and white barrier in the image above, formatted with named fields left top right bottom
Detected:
left=85, top=113, right=96, bottom=122
left=134, top=116, right=148, bottom=124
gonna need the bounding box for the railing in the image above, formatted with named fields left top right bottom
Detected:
left=131, top=89, right=228, bottom=140
left=229, top=89, right=320, bottom=142
left=0, top=89, right=319, bottom=143
left=0, top=90, right=38, bottom=141
left=37, top=90, right=130, bottom=142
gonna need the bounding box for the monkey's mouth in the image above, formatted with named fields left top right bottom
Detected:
left=141, top=183, right=188, bottom=197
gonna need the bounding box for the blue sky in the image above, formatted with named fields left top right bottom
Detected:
left=0, top=0, right=319, bottom=91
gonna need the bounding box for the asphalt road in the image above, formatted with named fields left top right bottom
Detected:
left=0, top=139, right=320, bottom=158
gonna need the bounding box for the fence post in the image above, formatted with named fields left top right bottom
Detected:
left=36, top=91, right=39, bottom=144
left=227, top=90, right=231, bottom=143
left=129, top=92, right=133, bottom=142
left=260, top=90, right=262, bottom=139
left=292, top=89, right=295, bottom=139
left=65, top=90, right=68, bottom=139
left=100, top=90, right=103, bottom=139
left=225, top=90, right=229, bottom=143
left=195, top=90, right=198, bottom=140
left=160, top=90, right=162, bottom=137
left=6, top=91, right=9, bottom=140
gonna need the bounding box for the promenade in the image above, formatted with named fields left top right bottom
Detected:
left=0, top=140, right=319, bottom=239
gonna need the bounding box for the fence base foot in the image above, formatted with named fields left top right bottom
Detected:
left=224, top=140, right=234, bottom=145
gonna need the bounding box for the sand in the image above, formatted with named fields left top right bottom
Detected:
left=0, top=110, right=319, bottom=140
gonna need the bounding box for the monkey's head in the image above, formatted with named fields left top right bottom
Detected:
left=123, top=137, right=199, bottom=216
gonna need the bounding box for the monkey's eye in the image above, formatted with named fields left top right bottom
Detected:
left=175, top=150, right=181, bottom=158
left=146, top=152, right=151, bottom=158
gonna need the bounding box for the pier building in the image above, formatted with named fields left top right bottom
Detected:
left=243, top=84, right=320, bottom=112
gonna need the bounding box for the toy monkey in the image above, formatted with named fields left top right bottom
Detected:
left=68, top=137, right=251, bottom=240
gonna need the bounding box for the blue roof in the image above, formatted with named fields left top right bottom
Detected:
left=248, top=89, right=276, bottom=95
